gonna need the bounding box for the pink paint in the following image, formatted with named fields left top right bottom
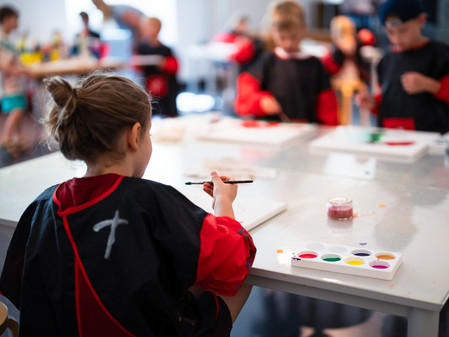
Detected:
left=328, top=205, right=353, bottom=219
left=327, top=197, right=353, bottom=220
left=371, top=264, right=389, bottom=269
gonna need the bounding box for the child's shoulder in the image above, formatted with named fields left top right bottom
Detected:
left=121, top=177, right=185, bottom=200
left=265, top=48, right=322, bottom=65
left=121, top=176, right=174, bottom=193
left=36, top=184, right=59, bottom=202
left=427, top=40, right=449, bottom=55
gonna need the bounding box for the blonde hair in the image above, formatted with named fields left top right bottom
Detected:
left=270, top=1, right=305, bottom=30
left=44, top=72, right=152, bottom=163
left=330, top=15, right=356, bottom=42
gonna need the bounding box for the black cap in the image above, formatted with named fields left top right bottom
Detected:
left=379, top=0, right=424, bottom=26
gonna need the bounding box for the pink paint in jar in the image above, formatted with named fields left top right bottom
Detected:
left=327, top=197, right=353, bottom=220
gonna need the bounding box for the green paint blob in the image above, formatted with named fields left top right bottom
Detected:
left=323, top=257, right=341, bottom=262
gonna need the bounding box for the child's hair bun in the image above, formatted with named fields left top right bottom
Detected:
left=44, top=76, right=78, bottom=117
left=43, top=72, right=152, bottom=163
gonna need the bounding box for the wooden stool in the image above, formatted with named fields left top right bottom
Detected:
left=0, top=302, right=18, bottom=337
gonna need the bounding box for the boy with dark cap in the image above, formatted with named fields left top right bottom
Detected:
left=358, top=0, right=449, bottom=133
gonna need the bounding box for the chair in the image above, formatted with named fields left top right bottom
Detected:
left=0, top=301, right=18, bottom=337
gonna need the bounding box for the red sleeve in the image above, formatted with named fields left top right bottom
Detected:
left=162, top=55, right=178, bottom=75
left=212, top=32, right=235, bottom=43
left=371, top=93, right=382, bottom=116
left=235, top=72, right=274, bottom=118
left=195, top=214, right=256, bottom=296
left=357, top=29, right=376, bottom=46
left=315, top=88, right=339, bottom=125
left=230, top=38, right=255, bottom=64
left=321, top=53, right=341, bottom=75
left=434, top=74, right=449, bottom=104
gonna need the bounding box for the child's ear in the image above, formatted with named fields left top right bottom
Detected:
left=417, top=13, right=427, bottom=27
left=127, top=122, right=142, bottom=152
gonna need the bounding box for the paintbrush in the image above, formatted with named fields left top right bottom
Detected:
left=185, top=180, right=253, bottom=185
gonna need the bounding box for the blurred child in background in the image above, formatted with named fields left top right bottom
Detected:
left=322, top=15, right=376, bottom=124
left=234, top=1, right=339, bottom=125
left=135, top=17, right=179, bottom=117
left=0, top=6, right=32, bottom=156
left=357, top=0, right=449, bottom=133
left=211, top=12, right=264, bottom=73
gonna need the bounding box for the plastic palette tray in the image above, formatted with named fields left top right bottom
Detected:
left=291, top=242, right=402, bottom=280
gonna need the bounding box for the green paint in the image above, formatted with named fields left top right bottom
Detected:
left=323, top=257, right=341, bottom=262
left=368, top=131, right=384, bottom=143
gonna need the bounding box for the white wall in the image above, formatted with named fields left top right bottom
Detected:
left=0, top=0, right=302, bottom=81
left=0, top=0, right=67, bottom=44
left=175, top=0, right=274, bottom=81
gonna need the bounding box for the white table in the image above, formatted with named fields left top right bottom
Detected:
left=1, top=125, right=448, bottom=337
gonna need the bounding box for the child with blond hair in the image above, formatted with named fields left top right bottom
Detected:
left=235, top=1, right=339, bottom=124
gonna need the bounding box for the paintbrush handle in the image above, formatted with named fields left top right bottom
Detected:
left=185, top=180, right=253, bottom=185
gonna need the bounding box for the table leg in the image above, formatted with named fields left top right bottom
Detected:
left=407, top=308, right=439, bottom=337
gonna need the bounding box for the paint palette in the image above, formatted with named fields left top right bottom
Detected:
left=291, top=242, right=402, bottom=280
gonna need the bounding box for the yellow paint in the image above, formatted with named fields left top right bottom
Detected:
left=277, top=249, right=284, bottom=254
left=379, top=204, right=386, bottom=208
left=346, top=260, right=364, bottom=266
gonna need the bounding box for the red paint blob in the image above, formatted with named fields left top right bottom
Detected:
left=299, top=253, right=318, bottom=259
left=384, top=141, right=415, bottom=146
left=241, top=120, right=261, bottom=128
left=241, top=120, right=280, bottom=128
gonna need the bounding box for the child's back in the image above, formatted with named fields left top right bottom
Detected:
left=0, top=73, right=256, bottom=336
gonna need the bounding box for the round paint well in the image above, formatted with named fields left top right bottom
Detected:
left=298, top=251, right=318, bottom=259
left=344, top=257, right=365, bottom=266
left=375, top=253, right=396, bottom=260
left=370, top=260, right=390, bottom=269
left=305, top=243, right=326, bottom=251
left=321, top=254, right=342, bottom=262
left=351, top=249, right=372, bottom=257
left=328, top=245, right=348, bottom=254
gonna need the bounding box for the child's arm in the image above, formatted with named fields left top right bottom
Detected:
left=315, top=89, right=339, bottom=125
left=202, top=171, right=237, bottom=219
left=235, top=72, right=280, bottom=117
left=197, top=171, right=256, bottom=296
left=230, top=37, right=255, bottom=65
left=356, top=89, right=382, bottom=116
left=314, top=60, right=339, bottom=125
left=160, top=55, right=178, bottom=75
left=401, top=72, right=449, bottom=104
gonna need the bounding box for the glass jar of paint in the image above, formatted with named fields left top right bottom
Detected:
left=327, top=197, right=353, bottom=220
